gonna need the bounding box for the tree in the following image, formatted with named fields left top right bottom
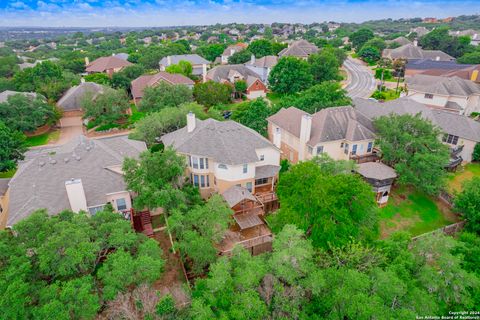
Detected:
left=168, top=195, right=232, bottom=274
left=308, top=48, right=341, bottom=83
left=232, top=98, right=272, bottom=136
left=82, top=88, right=130, bottom=126
left=84, top=73, right=111, bottom=85
left=0, top=210, right=164, bottom=318
left=268, top=57, right=313, bottom=94
left=130, top=102, right=207, bottom=145
left=138, top=43, right=189, bottom=69
left=374, top=114, right=450, bottom=195
left=473, top=143, right=480, bottom=162
left=166, top=60, right=193, bottom=77
left=139, top=82, right=193, bottom=113
left=358, top=46, right=381, bottom=63
left=0, top=94, right=56, bottom=132
left=277, top=82, right=351, bottom=114
left=0, top=121, right=26, bottom=172
left=454, top=177, right=480, bottom=233
left=363, top=37, right=386, bottom=52
left=350, top=28, right=375, bottom=50
left=195, top=43, right=226, bottom=62
left=269, top=158, right=378, bottom=249
left=248, top=39, right=273, bottom=58
left=420, top=27, right=474, bottom=58
left=458, top=51, right=480, bottom=64
left=193, top=81, right=232, bottom=107
left=228, top=49, right=252, bottom=64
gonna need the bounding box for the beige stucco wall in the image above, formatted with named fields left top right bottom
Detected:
left=443, top=137, right=476, bottom=163
left=106, top=191, right=133, bottom=212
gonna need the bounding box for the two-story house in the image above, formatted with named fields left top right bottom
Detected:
left=267, top=106, right=376, bottom=164
left=159, top=54, right=210, bottom=81
left=0, top=134, right=146, bottom=229
left=218, top=43, right=248, bottom=64
left=161, top=113, right=281, bottom=198
left=406, top=74, right=480, bottom=115
left=206, top=65, right=268, bottom=99
left=244, top=55, right=278, bottom=83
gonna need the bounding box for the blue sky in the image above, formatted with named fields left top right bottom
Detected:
left=0, top=0, right=478, bottom=27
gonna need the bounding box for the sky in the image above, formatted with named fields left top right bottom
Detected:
left=0, top=0, right=478, bottom=27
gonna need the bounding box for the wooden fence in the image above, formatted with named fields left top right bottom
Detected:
left=411, top=220, right=466, bottom=241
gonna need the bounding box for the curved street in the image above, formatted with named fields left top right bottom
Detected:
left=343, top=57, right=377, bottom=99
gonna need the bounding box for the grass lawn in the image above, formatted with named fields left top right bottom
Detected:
left=128, top=103, right=146, bottom=125
left=25, top=130, right=60, bottom=147
left=370, top=89, right=400, bottom=102
left=379, top=186, right=459, bottom=238
left=266, top=92, right=285, bottom=105
left=0, top=168, right=16, bottom=178
left=448, top=163, right=480, bottom=193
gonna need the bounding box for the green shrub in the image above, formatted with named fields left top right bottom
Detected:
left=473, top=143, right=480, bottom=162
left=95, top=123, right=120, bottom=132
left=375, top=68, right=393, bottom=80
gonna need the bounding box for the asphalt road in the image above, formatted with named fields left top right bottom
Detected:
left=343, top=57, right=377, bottom=99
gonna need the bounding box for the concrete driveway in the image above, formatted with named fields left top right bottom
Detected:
left=56, top=116, right=84, bottom=145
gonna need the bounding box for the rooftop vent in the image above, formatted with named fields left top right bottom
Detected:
left=86, top=146, right=91, bottom=151
left=64, top=158, right=69, bottom=163
left=50, top=159, right=57, bottom=165
left=75, top=155, right=81, bottom=161
left=39, top=161, right=46, bottom=167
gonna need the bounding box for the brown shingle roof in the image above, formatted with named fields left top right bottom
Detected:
left=131, top=72, right=194, bottom=100
left=86, top=56, right=132, bottom=73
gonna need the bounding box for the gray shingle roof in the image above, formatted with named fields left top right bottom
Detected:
left=6, top=135, right=146, bottom=226
left=206, top=64, right=262, bottom=83
left=386, top=36, right=412, bottom=46
left=353, top=97, right=480, bottom=142
left=267, top=106, right=376, bottom=146
left=255, top=165, right=280, bottom=179
left=278, top=40, right=318, bottom=58
left=159, top=54, right=210, bottom=66
left=382, top=44, right=454, bottom=61
left=245, top=55, right=278, bottom=68
left=57, top=82, right=105, bottom=111
left=0, top=90, right=41, bottom=103
left=406, top=75, right=480, bottom=96
left=357, top=162, right=397, bottom=180
left=406, top=59, right=472, bottom=71
left=221, top=185, right=257, bottom=208
left=161, top=118, right=275, bottom=165
left=131, top=72, right=194, bottom=100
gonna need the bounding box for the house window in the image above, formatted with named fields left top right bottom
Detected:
left=206, top=175, right=210, bottom=187
left=316, top=146, right=324, bottom=154
left=193, top=174, right=199, bottom=187
left=442, top=134, right=459, bottom=145
left=192, top=157, right=199, bottom=169
left=344, top=143, right=349, bottom=155
left=367, top=142, right=373, bottom=153
left=88, top=205, right=104, bottom=215
left=200, top=175, right=205, bottom=188
left=218, top=164, right=227, bottom=169
left=259, top=154, right=265, bottom=161
left=243, top=164, right=248, bottom=173
left=205, top=158, right=209, bottom=169
left=200, top=158, right=204, bottom=169
left=351, top=144, right=358, bottom=155
left=116, top=198, right=127, bottom=211
left=276, top=127, right=280, bottom=133
left=424, top=93, right=434, bottom=99
left=246, top=182, right=253, bottom=192
left=255, top=178, right=269, bottom=185
left=307, top=146, right=313, bottom=154
left=340, top=142, right=344, bottom=148
left=188, top=155, right=192, bottom=167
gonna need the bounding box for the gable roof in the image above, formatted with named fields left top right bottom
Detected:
left=221, top=185, right=258, bottom=208
left=406, top=75, right=480, bottom=96
left=353, top=97, right=480, bottom=142
left=161, top=118, right=275, bottom=165
left=159, top=54, right=210, bottom=66
left=57, top=82, right=105, bottom=111
left=245, top=55, right=278, bottom=68
left=207, top=64, right=263, bottom=84
left=267, top=106, right=376, bottom=146
left=386, top=36, right=412, bottom=46
left=357, top=162, right=397, bottom=180
left=86, top=56, right=132, bottom=73
left=6, top=135, right=146, bottom=226
left=131, top=72, right=194, bottom=100
left=382, top=44, right=454, bottom=61
left=278, top=40, right=319, bottom=58
left=222, top=44, right=247, bottom=56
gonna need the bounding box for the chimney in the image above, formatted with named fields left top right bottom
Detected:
left=65, top=179, right=88, bottom=213
left=273, top=127, right=281, bottom=148
left=250, top=54, right=256, bottom=65
left=85, top=56, right=90, bottom=66
left=167, top=56, right=171, bottom=65
left=202, top=63, right=207, bottom=83
left=299, top=114, right=312, bottom=161
left=187, top=112, right=196, bottom=133
left=413, top=39, right=418, bottom=47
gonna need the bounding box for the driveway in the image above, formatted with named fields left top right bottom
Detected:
left=343, top=57, right=377, bottom=99
left=56, top=116, right=84, bottom=145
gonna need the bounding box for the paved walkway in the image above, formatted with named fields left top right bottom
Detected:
left=343, top=57, right=377, bottom=99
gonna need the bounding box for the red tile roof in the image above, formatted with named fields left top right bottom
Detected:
left=86, top=56, right=132, bottom=73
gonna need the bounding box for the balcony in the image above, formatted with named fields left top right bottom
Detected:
left=349, top=149, right=380, bottom=164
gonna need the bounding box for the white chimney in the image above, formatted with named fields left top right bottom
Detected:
left=187, top=112, right=196, bottom=133
left=299, top=114, right=312, bottom=161
left=273, top=127, right=281, bottom=148
left=85, top=57, right=90, bottom=66
left=65, top=179, right=88, bottom=213
left=202, top=63, right=207, bottom=83
left=167, top=56, right=171, bottom=65
left=413, top=39, right=418, bottom=47
left=250, top=54, right=256, bottom=65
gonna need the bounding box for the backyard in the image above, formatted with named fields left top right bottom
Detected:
left=448, top=163, right=480, bottom=193
left=379, top=186, right=459, bottom=238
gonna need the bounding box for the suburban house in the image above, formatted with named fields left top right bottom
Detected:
left=0, top=135, right=146, bottom=229
left=206, top=65, right=268, bottom=99
left=386, top=36, right=412, bottom=47
left=354, top=97, right=480, bottom=163
left=278, top=40, right=319, bottom=59
left=405, top=59, right=480, bottom=83
left=131, top=71, right=195, bottom=105
left=266, top=106, right=376, bottom=164
left=0, top=90, right=42, bottom=103
left=85, top=55, right=133, bottom=76
left=405, top=74, right=480, bottom=115
left=57, top=81, right=105, bottom=115
left=159, top=54, right=210, bottom=81
left=356, top=162, right=397, bottom=207
left=244, top=55, right=278, bottom=83
left=449, top=29, right=480, bottom=46
left=218, top=43, right=248, bottom=64
left=382, top=43, right=454, bottom=61
left=161, top=112, right=281, bottom=198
